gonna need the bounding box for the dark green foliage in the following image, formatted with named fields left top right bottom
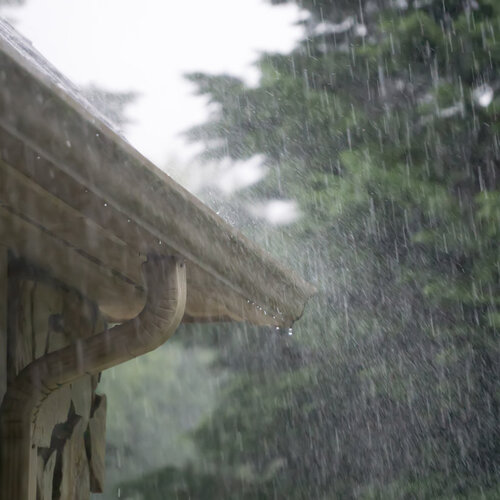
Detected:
left=127, top=0, right=500, bottom=498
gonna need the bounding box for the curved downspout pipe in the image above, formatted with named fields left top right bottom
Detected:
left=0, top=255, right=187, bottom=500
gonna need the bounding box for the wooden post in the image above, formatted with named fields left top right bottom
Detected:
left=0, top=245, right=7, bottom=405
left=1, top=416, right=38, bottom=500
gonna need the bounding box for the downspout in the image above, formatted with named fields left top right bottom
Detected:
left=0, top=255, right=187, bottom=500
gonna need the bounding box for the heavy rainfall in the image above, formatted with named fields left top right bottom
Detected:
left=1, top=0, right=500, bottom=499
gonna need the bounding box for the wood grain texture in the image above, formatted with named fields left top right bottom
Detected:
left=0, top=418, right=38, bottom=500
left=36, top=449, right=56, bottom=500
left=0, top=245, right=6, bottom=404
left=59, top=417, right=90, bottom=500
left=32, top=385, right=71, bottom=448
left=0, top=205, right=145, bottom=322
left=88, top=394, right=106, bottom=493
left=14, top=279, right=35, bottom=375
left=1, top=257, right=186, bottom=500
left=70, top=375, right=92, bottom=428
left=33, top=281, right=63, bottom=359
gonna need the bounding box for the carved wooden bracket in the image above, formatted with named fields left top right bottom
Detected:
left=0, top=256, right=187, bottom=499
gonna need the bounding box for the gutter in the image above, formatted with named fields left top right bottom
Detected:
left=0, top=18, right=317, bottom=327
left=0, top=255, right=187, bottom=500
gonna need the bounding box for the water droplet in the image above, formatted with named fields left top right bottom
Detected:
left=288, top=328, right=293, bottom=336
left=103, top=202, right=107, bottom=207
left=65, top=140, right=71, bottom=148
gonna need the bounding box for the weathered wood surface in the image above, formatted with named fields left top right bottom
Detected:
left=88, top=394, right=107, bottom=493
left=4, top=268, right=107, bottom=500
left=0, top=159, right=139, bottom=285
left=13, top=279, right=35, bottom=375
left=0, top=158, right=144, bottom=321
left=59, top=417, right=90, bottom=500
left=0, top=418, right=38, bottom=500
left=0, top=202, right=144, bottom=321
left=32, top=385, right=71, bottom=448
left=0, top=151, right=298, bottom=326
left=70, top=376, right=93, bottom=428
left=2, top=257, right=187, bottom=499
left=0, top=19, right=315, bottom=328
left=33, top=281, right=63, bottom=358
left=36, top=449, right=56, bottom=500
left=0, top=245, right=6, bottom=404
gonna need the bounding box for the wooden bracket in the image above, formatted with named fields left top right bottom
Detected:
left=0, top=256, right=186, bottom=499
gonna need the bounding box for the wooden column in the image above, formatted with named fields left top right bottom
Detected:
left=0, top=245, right=6, bottom=405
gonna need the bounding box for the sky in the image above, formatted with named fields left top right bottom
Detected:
left=0, top=0, right=302, bottom=171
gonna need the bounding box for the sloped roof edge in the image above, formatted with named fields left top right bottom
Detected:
left=0, top=19, right=315, bottom=327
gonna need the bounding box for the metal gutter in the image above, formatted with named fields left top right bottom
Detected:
left=0, top=18, right=316, bottom=328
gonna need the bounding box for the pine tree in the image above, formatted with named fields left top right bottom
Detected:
left=123, top=1, right=500, bottom=497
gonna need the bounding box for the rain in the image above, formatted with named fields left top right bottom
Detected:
left=1, top=0, right=500, bottom=499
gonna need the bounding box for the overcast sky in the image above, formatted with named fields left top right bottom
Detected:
left=1, top=0, right=302, bottom=168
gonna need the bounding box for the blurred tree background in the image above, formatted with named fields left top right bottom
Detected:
left=117, top=0, right=500, bottom=498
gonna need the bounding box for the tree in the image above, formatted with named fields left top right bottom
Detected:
left=122, top=1, right=500, bottom=498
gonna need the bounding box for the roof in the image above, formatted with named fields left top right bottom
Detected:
left=0, top=19, right=315, bottom=327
